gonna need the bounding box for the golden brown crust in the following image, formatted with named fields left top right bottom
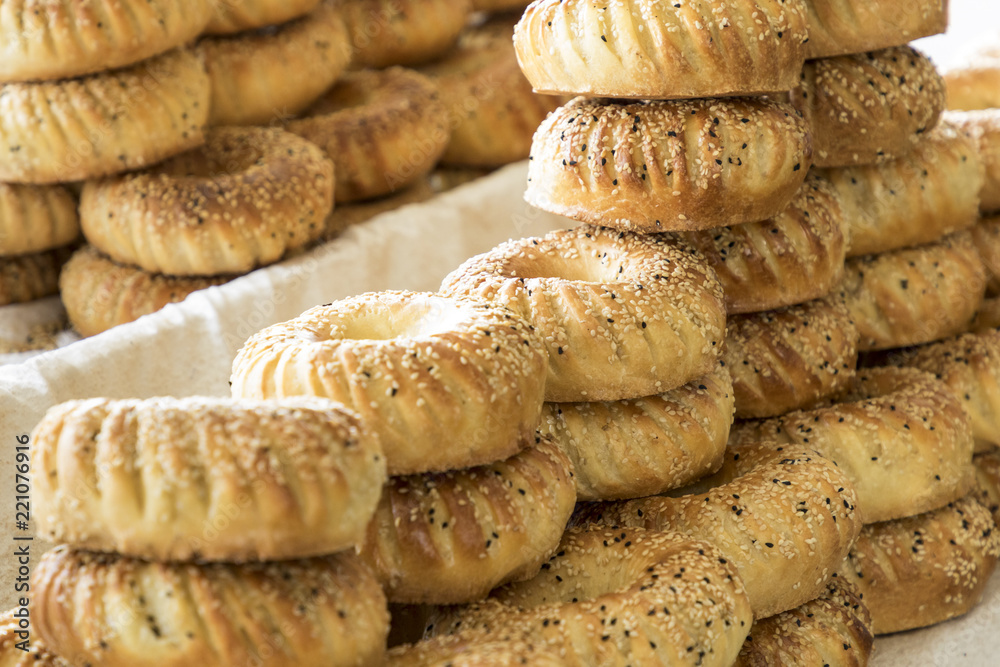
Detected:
left=725, top=295, right=858, bottom=419
left=575, top=445, right=863, bottom=619
left=540, top=365, right=734, bottom=501
left=0, top=48, right=209, bottom=185
left=821, top=123, right=983, bottom=258
left=33, top=547, right=389, bottom=667
left=802, top=0, right=948, bottom=60
left=791, top=46, right=945, bottom=168
left=515, top=0, right=808, bottom=99
left=974, top=449, right=1000, bottom=527
left=734, top=580, right=873, bottom=667
left=199, top=1, right=352, bottom=127
left=945, top=46, right=1000, bottom=111
left=730, top=367, right=977, bottom=523
left=288, top=68, right=449, bottom=203
left=360, top=436, right=577, bottom=605
left=207, top=0, right=323, bottom=34
left=947, top=110, right=1000, bottom=212
left=0, top=610, right=68, bottom=667
left=971, top=297, right=1000, bottom=334
left=80, top=127, right=333, bottom=277
left=441, top=225, right=727, bottom=402
left=422, top=19, right=560, bottom=168
left=0, top=246, right=69, bottom=306
left=0, top=183, right=78, bottom=257
left=60, top=246, right=230, bottom=337
left=396, top=526, right=753, bottom=667
left=340, top=0, right=472, bottom=69
left=31, top=397, right=386, bottom=562
left=527, top=97, right=811, bottom=232
left=835, top=495, right=1000, bottom=634
left=0, top=0, right=214, bottom=82
left=231, top=291, right=548, bottom=475
left=882, top=329, right=1000, bottom=453
left=838, top=231, right=986, bottom=351
left=676, top=173, right=846, bottom=315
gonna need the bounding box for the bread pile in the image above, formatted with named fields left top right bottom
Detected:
left=1, top=0, right=552, bottom=342
left=9, top=0, right=1000, bottom=665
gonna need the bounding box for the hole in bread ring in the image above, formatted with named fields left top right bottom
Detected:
left=575, top=445, right=863, bottom=619
left=231, top=291, right=549, bottom=475
left=80, top=127, right=334, bottom=277
left=390, top=525, right=753, bottom=667
left=441, top=225, right=727, bottom=403
left=360, top=435, right=577, bottom=605
left=731, top=366, right=976, bottom=523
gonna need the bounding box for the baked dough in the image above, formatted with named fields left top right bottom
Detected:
left=207, top=0, right=323, bottom=34
left=576, top=444, right=862, bottom=619
left=730, top=367, right=977, bottom=523
left=820, top=122, right=982, bottom=258
left=526, top=96, right=811, bottom=232
left=33, top=547, right=389, bottom=667
left=0, top=183, right=78, bottom=257
left=441, top=225, right=727, bottom=402
left=360, top=435, right=577, bottom=604
left=0, top=48, right=209, bottom=184
left=0, top=0, right=214, bottom=82
left=725, top=295, right=858, bottom=419
left=838, top=231, right=986, bottom=351
left=802, top=0, right=948, bottom=60
left=945, top=46, right=1000, bottom=111
left=0, top=610, right=67, bottom=667
left=947, top=110, right=1000, bottom=212
left=340, top=0, right=471, bottom=69
left=835, top=494, right=1000, bottom=634
left=200, top=0, right=352, bottom=127
left=393, top=526, right=753, bottom=667
left=791, top=46, right=945, bottom=168
left=31, top=397, right=386, bottom=562
left=80, top=127, right=333, bottom=276
left=676, top=174, right=846, bottom=314
left=287, top=68, right=449, bottom=203
left=231, top=291, right=548, bottom=475
left=60, top=246, right=229, bottom=337
left=514, top=0, right=809, bottom=99
left=0, top=247, right=69, bottom=306
left=540, top=364, right=734, bottom=501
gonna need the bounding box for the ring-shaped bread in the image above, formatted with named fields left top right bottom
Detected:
left=0, top=183, right=78, bottom=257
left=231, top=291, right=548, bottom=476
left=835, top=494, right=1000, bottom=634
left=838, top=230, right=986, bottom=351
left=206, top=0, right=323, bottom=35
left=791, top=46, right=945, bottom=168
left=0, top=247, right=69, bottom=306
left=730, top=367, right=976, bottom=523
left=733, top=580, right=873, bottom=667
left=821, top=122, right=982, bottom=258
left=0, top=0, right=214, bottom=82
left=540, top=364, right=734, bottom=501
left=60, top=246, right=230, bottom=337
left=31, top=396, right=386, bottom=562
left=287, top=68, right=449, bottom=203
left=802, top=0, right=948, bottom=60
left=199, top=0, right=352, bottom=127
left=32, top=547, right=389, bottom=667
left=421, top=19, right=561, bottom=168
left=882, top=329, right=1000, bottom=453
left=944, top=45, right=1000, bottom=111
left=725, top=295, right=858, bottom=420
left=441, top=225, right=727, bottom=402
left=0, top=48, right=210, bottom=185
left=947, top=110, right=1000, bottom=213
left=80, top=127, right=333, bottom=277
left=574, top=445, right=863, bottom=619
left=676, top=173, right=846, bottom=315
left=514, top=0, right=809, bottom=99
left=360, top=435, right=577, bottom=605
left=526, top=96, right=811, bottom=233
left=391, top=526, right=753, bottom=667
left=340, top=0, right=471, bottom=69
